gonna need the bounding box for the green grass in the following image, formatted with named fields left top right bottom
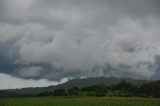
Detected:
left=0, top=97, right=160, bottom=106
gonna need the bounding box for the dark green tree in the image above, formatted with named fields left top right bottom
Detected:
left=53, top=89, right=67, bottom=96
left=95, top=84, right=106, bottom=97
left=67, top=87, right=80, bottom=96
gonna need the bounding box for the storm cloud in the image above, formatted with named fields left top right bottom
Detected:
left=0, top=0, right=160, bottom=82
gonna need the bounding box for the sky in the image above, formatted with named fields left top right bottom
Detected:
left=0, top=0, right=160, bottom=89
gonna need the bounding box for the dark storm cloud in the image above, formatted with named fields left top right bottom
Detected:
left=0, top=41, right=18, bottom=74
left=0, top=0, right=160, bottom=81
left=107, top=0, right=160, bottom=16
left=150, top=55, right=160, bottom=80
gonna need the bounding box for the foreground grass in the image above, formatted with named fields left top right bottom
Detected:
left=0, top=97, right=160, bottom=106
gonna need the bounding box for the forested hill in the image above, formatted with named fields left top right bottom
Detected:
left=55, top=77, right=149, bottom=89
left=0, top=77, right=159, bottom=97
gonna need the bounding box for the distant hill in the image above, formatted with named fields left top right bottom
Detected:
left=53, top=77, right=149, bottom=89
left=0, top=77, right=153, bottom=96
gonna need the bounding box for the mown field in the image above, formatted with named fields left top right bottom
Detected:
left=0, top=97, right=160, bottom=106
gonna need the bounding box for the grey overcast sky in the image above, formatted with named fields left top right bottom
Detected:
left=0, top=0, right=160, bottom=89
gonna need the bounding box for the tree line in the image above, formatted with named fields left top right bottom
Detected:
left=0, top=80, right=160, bottom=98
left=37, top=80, right=160, bottom=97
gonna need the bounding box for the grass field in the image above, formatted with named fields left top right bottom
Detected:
left=0, top=97, right=160, bottom=106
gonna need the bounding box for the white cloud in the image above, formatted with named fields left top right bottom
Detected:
left=14, top=17, right=160, bottom=79
left=0, top=0, right=160, bottom=81
left=0, top=73, right=57, bottom=89
left=0, top=73, right=71, bottom=89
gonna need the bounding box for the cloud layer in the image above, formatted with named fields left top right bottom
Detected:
left=0, top=0, right=160, bottom=81
left=0, top=73, right=69, bottom=89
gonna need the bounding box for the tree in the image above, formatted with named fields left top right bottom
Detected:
left=37, top=91, right=52, bottom=96
left=67, top=87, right=80, bottom=96
left=53, top=89, right=67, bottom=96
left=95, top=84, right=106, bottom=97
left=139, top=81, right=160, bottom=97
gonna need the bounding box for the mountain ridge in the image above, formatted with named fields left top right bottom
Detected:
left=1, top=77, right=154, bottom=95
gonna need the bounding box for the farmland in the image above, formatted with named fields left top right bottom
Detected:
left=0, top=97, right=160, bottom=106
